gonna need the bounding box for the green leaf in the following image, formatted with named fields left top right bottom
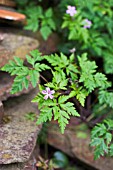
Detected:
left=78, top=53, right=109, bottom=93
left=105, top=132, right=112, bottom=145
left=90, top=138, right=102, bottom=147
left=26, top=55, right=34, bottom=66
left=47, top=18, right=56, bottom=30
left=58, top=95, right=70, bottom=104
left=52, top=151, right=69, bottom=168
left=14, top=57, right=23, bottom=66
left=34, top=63, right=50, bottom=72
left=104, top=119, right=113, bottom=130
left=60, top=102, right=80, bottom=117
left=51, top=71, right=68, bottom=90
left=45, top=82, right=56, bottom=89
left=23, top=77, right=29, bottom=89
left=98, top=91, right=113, bottom=108
left=24, top=18, right=39, bottom=32
left=58, top=113, right=69, bottom=134
left=59, top=79, right=68, bottom=90
left=109, top=144, right=113, bottom=156
left=94, top=145, right=104, bottom=160
left=76, top=89, right=88, bottom=106
left=53, top=106, right=60, bottom=120
left=30, top=49, right=42, bottom=61
left=40, top=25, right=52, bottom=40
left=29, top=70, right=39, bottom=87
left=11, top=76, right=24, bottom=94
left=37, top=108, right=53, bottom=124
left=44, top=53, right=69, bottom=70
left=94, top=73, right=108, bottom=88
left=60, top=110, right=70, bottom=119
left=45, top=8, right=53, bottom=17
left=91, top=123, right=106, bottom=138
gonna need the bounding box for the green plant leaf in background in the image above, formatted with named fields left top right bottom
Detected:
left=52, top=151, right=69, bottom=168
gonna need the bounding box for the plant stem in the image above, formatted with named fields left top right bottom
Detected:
left=40, top=74, right=48, bottom=83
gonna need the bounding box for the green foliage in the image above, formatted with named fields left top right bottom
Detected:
left=32, top=92, right=79, bottom=134
left=17, top=2, right=56, bottom=40
left=90, top=119, right=113, bottom=159
left=2, top=49, right=111, bottom=134
left=78, top=53, right=110, bottom=92
left=3, top=0, right=113, bottom=159
left=61, top=0, right=113, bottom=74
left=98, top=90, right=113, bottom=108
left=46, top=71, right=68, bottom=90
left=44, top=53, right=78, bottom=81
left=52, top=151, right=69, bottom=168
left=1, top=50, right=50, bottom=93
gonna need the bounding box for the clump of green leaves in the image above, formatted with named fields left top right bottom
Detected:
left=1, top=49, right=111, bottom=135
left=17, top=2, right=56, bottom=40
left=90, top=119, right=113, bottom=160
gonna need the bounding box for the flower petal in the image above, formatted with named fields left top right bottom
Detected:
left=50, top=90, right=55, bottom=94
left=49, top=94, right=54, bottom=99
left=46, top=87, right=51, bottom=93
left=44, top=95, right=48, bottom=100
left=42, top=90, right=47, bottom=94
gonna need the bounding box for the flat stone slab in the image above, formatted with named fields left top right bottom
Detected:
left=0, top=27, right=39, bottom=68
left=0, top=159, right=37, bottom=170
left=0, top=0, right=16, bottom=7
left=0, top=71, right=34, bottom=122
left=0, top=158, right=36, bottom=170
left=47, top=120, right=113, bottom=170
left=0, top=71, right=33, bottom=102
left=0, top=9, right=26, bottom=21
left=0, top=145, right=38, bottom=170
left=0, top=72, right=14, bottom=101
left=0, top=88, right=41, bottom=164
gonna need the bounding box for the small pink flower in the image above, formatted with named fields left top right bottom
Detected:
left=82, top=19, right=92, bottom=29
left=42, top=87, right=55, bottom=100
left=66, top=5, right=77, bottom=17
left=69, top=47, right=76, bottom=53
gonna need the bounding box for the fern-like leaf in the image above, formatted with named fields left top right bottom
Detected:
left=36, top=108, right=53, bottom=124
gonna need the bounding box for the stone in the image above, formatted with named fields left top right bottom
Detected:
left=0, top=47, right=13, bottom=68
left=0, top=27, right=40, bottom=112
left=0, top=27, right=59, bottom=103
left=0, top=0, right=16, bottom=7
left=47, top=120, right=113, bottom=170
left=0, top=72, right=33, bottom=102
left=0, top=88, right=41, bottom=164
left=0, top=101, right=4, bottom=123
left=0, top=27, right=59, bottom=67
left=0, top=9, right=26, bottom=21
left=0, top=145, right=39, bottom=170
left=0, top=27, right=39, bottom=68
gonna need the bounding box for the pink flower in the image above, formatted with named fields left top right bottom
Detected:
left=42, top=87, right=55, bottom=100
left=66, top=6, right=77, bottom=17
left=69, top=47, right=76, bottom=53
left=82, top=19, right=92, bottom=29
